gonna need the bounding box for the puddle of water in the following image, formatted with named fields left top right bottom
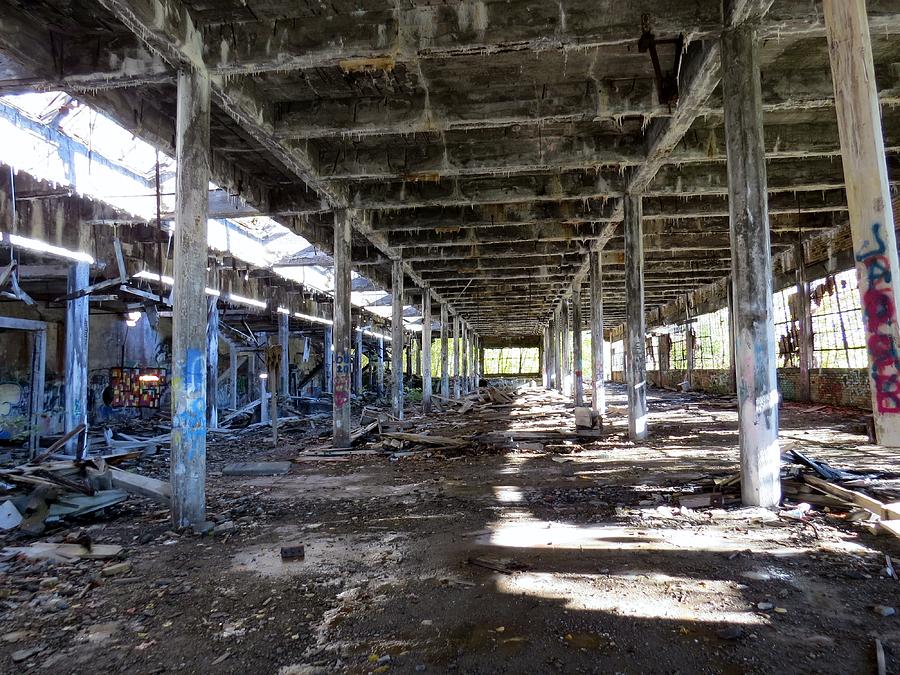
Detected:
left=564, top=632, right=608, bottom=650
left=448, top=622, right=531, bottom=655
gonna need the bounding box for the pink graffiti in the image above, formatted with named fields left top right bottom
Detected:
left=856, top=223, right=900, bottom=413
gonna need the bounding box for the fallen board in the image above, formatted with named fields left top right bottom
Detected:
left=108, top=468, right=171, bottom=506
left=46, top=490, right=129, bottom=522
left=380, top=432, right=467, bottom=448
left=222, top=462, right=292, bottom=476
left=4, top=542, right=123, bottom=561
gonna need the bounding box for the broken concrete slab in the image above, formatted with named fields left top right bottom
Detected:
left=222, top=462, right=292, bottom=477
left=0, top=499, right=22, bottom=530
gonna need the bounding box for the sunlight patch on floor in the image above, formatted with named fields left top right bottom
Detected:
left=496, top=571, right=769, bottom=624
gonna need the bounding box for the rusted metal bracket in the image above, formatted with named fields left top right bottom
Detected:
left=638, top=15, right=685, bottom=108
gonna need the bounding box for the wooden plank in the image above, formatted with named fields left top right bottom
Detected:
left=108, top=467, right=171, bottom=506
left=803, top=475, right=886, bottom=518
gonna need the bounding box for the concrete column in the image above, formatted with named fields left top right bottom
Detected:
left=206, top=294, right=218, bottom=428
left=723, top=24, right=780, bottom=506
left=405, top=333, right=413, bottom=376
left=377, top=333, right=385, bottom=396
left=551, top=312, right=562, bottom=390
left=590, top=250, right=606, bottom=415
left=452, top=314, right=461, bottom=398
left=170, top=67, right=210, bottom=529
left=440, top=303, right=450, bottom=399
left=323, top=326, right=333, bottom=393
left=391, top=260, right=405, bottom=419
left=658, top=334, right=671, bottom=377
left=279, top=312, right=290, bottom=397
left=561, top=300, right=571, bottom=396
left=795, top=243, right=812, bottom=401
left=422, top=289, right=433, bottom=413
left=470, top=332, right=478, bottom=390
left=685, top=318, right=695, bottom=391
left=727, top=278, right=737, bottom=394
left=542, top=325, right=551, bottom=388
left=555, top=307, right=564, bottom=392
left=353, top=322, right=363, bottom=395
left=478, top=342, right=485, bottom=382
left=64, top=261, right=89, bottom=455
left=228, top=341, right=238, bottom=409
left=825, top=0, right=900, bottom=445
left=259, top=374, right=269, bottom=424
left=572, top=282, right=584, bottom=406
left=461, top=323, right=469, bottom=395
left=333, top=210, right=353, bottom=448
left=267, top=335, right=279, bottom=444
left=28, top=328, right=46, bottom=459
left=248, top=343, right=257, bottom=384
left=624, top=194, right=648, bottom=441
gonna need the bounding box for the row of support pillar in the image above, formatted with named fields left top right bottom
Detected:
left=162, top=0, right=899, bottom=528
left=536, top=1, right=897, bottom=509
left=544, top=256, right=606, bottom=418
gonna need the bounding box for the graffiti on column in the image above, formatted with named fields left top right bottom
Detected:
left=856, top=222, right=900, bottom=413
left=334, top=350, right=351, bottom=409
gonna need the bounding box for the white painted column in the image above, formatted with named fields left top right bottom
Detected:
left=440, top=303, right=450, bottom=399
left=556, top=307, right=565, bottom=391
left=377, top=333, right=385, bottom=396
left=572, top=281, right=584, bottom=407
left=206, top=294, right=218, bottom=428
left=542, top=325, right=550, bottom=388
left=353, top=321, right=363, bottom=395
left=590, top=250, right=606, bottom=415
left=278, top=311, right=290, bottom=398
left=825, top=0, right=900, bottom=446
left=422, top=288, right=433, bottom=413
left=561, top=300, right=572, bottom=397
left=452, top=314, right=461, bottom=398
left=685, top=316, right=695, bottom=391
left=64, top=261, right=89, bottom=455
left=727, top=277, right=737, bottom=393
left=333, top=210, right=352, bottom=448
left=624, top=194, right=648, bottom=441
left=722, top=24, right=780, bottom=506
left=170, top=67, right=210, bottom=529
left=550, top=312, right=561, bottom=391
left=470, top=332, right=478, bottom=390
left=228, top=341, right=238, bottom=409
left=259, top=374, right=269, bottom=424
left=391, top=260, right=405, bottom=419
left=461, top=322, right=469, bottom=395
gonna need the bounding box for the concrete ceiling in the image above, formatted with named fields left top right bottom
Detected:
left=1, top=0, right=899, bottom=338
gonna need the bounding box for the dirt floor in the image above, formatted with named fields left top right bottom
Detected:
left=2, top=383, right=900, bottom=674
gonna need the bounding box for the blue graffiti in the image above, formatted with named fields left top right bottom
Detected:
left=173, top=348, right=206, bottom=461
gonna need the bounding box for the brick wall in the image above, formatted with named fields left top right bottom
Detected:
left=810, top=369, right=871, bottom=410
left=610, top=366, right=872, bottom=411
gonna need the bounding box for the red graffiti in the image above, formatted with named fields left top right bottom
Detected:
left=334, top=351, right=351, bottom=408
left=856, top=223, right=900, bottom=413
